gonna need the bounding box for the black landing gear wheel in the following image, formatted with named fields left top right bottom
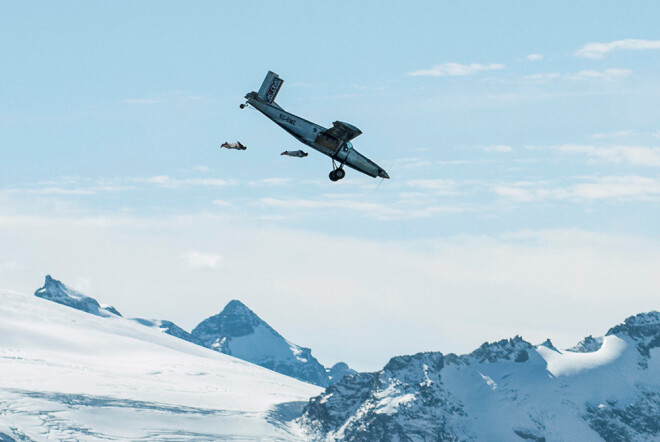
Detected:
left=329, top=168, right=345, bottom=182
left=239, top=104, right=246, bottom=109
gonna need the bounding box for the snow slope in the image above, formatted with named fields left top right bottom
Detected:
left=299, top=314, right=660, bottom=441
left=192, top=300, right=354, bottom=387
left=132, top=318, right=198, bottom=344
left=0, top=289, right=322, bottom=440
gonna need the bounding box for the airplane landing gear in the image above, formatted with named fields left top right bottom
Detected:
left=329, top=162, right=346, bottom=181
left=239, top=103, right=247, bottom=109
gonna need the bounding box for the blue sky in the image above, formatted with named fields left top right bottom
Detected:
left=1, top=2, right=659, bottom=370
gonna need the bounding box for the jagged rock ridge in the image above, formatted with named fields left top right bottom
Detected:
left=34, top=275, right=122, bottom=318
left=568, top=335, right=604, bottom=353
left=299, top=311, right=660, bottom=441
left=34, top=275, right=193, bottom=344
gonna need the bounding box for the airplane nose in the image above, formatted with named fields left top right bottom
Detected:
left=378, top=169, right=390, bottom=179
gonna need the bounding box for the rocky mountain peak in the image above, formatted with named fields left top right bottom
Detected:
left=327, top=362, right=357, bottom=384
left=191, top=300, right=273, bottom=347
left=467, top=335, right=533, bottom=363
left=191, top=300, right=352, bottom=387
left=300, top=311, right=660, bottom=441
left=300, top=350, right=465, bottom=440
left=607, top=311, right=660, bottom=338
left=224, top=299, right=251, bottom=312
left=35, top=275, right=121, bottom=318
left=384, top=351, right=445, bottom=373
left=607, top=311, right=660, bottom=359
left=539, top=338, right=559, bottom=352
left=567, top=335, right=604, bottom=353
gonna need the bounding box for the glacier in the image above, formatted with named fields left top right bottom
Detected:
left=0, top=288, right=321, bottom=440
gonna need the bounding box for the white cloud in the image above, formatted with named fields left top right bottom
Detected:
left=565, top=68, right=632, bottom=81
left=1, top=215, right=659, bottom=371
left=527, top=53, right=543, bottom=61
left=575, top=39, right=660, bottom=59
left=259, top=197, right=403, bottom=219
left=248, top=178, right=291, bottom=187
left=437, top=160, right=474, bottom=165
left=493, top=184, right=542, bottom=202
left=409, top=62, right=505, bottom=77
left=137, top=176, right=237, bottom=188
left=6, top=187, right=95, bottom=195
left=2, top=173, right=239, bottom=196
left=258, top=196, right=463, bottom=220
left=569, top=176, right=660, bottom=200
left=522, top=69, right=631, bottom=83
left=212, top=199, right=233, bottom=207
left=482, top=145, right=512, bottom=153
left=494, top=175, right=660, bottom=202
left=405, top=179, right=458, bottom=194
left=1, top=184, right=133, bottom=196
left=184, top=250, right=223, bottom=269
left=589, top=130, right=633, bottom=140
left=523, top=73, right=560, bottom=82
left=393, top=157, right=432, bottom=169
left=554, top=144, right=660, bottom=166
left=0, top=260, right=20, bottom=273
left=120, top=98, right=159, bottom=104
left=193, top=165, right=211, bottom=172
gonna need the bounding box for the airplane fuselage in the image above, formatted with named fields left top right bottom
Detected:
left=245, top=91, right=388, bottom=179
left=246, top=92, right=327, bottom=152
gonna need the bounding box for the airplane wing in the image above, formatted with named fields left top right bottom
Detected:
left=321, top=121, right=363, bottom=142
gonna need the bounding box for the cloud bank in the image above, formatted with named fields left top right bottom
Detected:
left=1, top=214, right=659, bottom=371
left=409, top=62, right=505, bottom=77
left=575, top=39, right=660, bottom=59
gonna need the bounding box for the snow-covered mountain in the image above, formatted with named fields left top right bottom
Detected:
left=0, top=288, right=321, bottom=440
left=8, top=275, right=659, bottom=440
left=34, top=275, right=199, bottom=345
left=299, top=312, right=660, bottom=441
left=35, top=274, right=122, bottom=318
left=32, top=276, right=354, bottom=387
left=192, top=300, right=355, bottom=387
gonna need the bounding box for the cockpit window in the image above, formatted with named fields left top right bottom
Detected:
left=346, top=141, right=353, bottom=149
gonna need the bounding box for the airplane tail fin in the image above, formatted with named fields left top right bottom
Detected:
left=257, top=71, right=284, bottom=104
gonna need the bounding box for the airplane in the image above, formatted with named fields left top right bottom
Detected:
left=240, top=71, right=389, bottom=181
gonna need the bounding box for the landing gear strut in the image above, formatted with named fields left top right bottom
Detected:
left=329, top=160, right=346, bottom=182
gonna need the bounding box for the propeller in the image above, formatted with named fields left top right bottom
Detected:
left=375, top=163, right=394, bottom=190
